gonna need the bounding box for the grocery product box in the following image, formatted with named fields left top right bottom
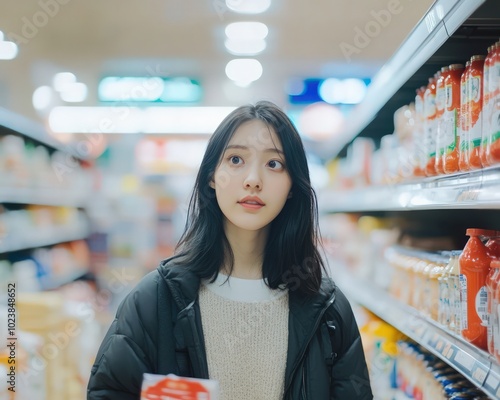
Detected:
left=141, top=373, right=219, bottom=400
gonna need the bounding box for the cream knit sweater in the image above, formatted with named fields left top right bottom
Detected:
left=198, top=273, right=289, bottom=400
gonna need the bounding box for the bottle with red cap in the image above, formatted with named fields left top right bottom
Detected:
left=424, top=75, right=438, bottom=176
left=467, top=55, right=486, bottom=170
left=459, top=228, right=496, bottom=350
left=459, top=62, right=471, bottom=171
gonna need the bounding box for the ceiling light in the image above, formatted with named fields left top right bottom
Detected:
left=0, top=31, right=18, bottom=60
left=60, top=82, right=88, bottom=102
left=225, top=22, right=268, bottom=41
left=224, top=38, right=266, bottom=56
left=225, top=0, right=271, bottom=14
left=32, top=86, right=54, bottom=111
left=225, top=59, right=263, bottom=86
left=52, top=72, right=77, bottom=93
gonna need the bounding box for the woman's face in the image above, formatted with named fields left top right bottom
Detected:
left=211, top=119, right=292, bottom=234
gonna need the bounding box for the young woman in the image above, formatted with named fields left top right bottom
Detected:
left=87, top=101, right=373, bottom=399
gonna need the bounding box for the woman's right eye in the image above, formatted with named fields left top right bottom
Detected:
left=229, top=156, right=242, bottom=165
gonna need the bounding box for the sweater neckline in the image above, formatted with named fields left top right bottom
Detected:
left=202, top=273, right=287, bottom=303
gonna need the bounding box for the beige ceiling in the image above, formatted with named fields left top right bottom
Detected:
left=0, top=0, right=434, bottom=123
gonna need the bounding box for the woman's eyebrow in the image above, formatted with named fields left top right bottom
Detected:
left=225, top=144, right=284, bottom=155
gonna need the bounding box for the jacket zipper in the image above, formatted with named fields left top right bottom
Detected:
left=284, top=292, right=336, bottom=397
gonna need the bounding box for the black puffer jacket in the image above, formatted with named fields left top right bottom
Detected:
left=87, top=259, right=373, bottom=399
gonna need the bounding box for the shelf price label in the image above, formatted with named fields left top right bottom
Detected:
left=484, top=371, right=500, bottom=395
left=471, top=364, right=488, bottom=384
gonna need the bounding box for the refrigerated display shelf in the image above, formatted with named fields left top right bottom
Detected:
left=0, top=223, right=90, bottom=254
left=0, top=186, right=90, bottom=207
left=319, top=166, right=500, bottom=213
left=337, top=273, right=500, bottom=398
left=322, top=0, right=488, bottom=158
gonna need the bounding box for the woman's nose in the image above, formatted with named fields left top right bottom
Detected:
left=243, top=165, right=262, bottom=189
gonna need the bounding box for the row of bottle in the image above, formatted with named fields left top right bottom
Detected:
left=397, top=341, right=489, bottom=399
left=414, top=39, right=500, bottom=177
left=386, top=229, right=500, bottom=358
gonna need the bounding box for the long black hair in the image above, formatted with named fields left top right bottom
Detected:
left=174, top=100, right=326, bottom=295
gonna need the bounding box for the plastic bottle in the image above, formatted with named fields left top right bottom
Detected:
left=493, top=260, right=500, bottom=363
left=467, top=55, right=486, bottom=170
left=435, top=66, right=449, bottom=175
left=413, top=86, right=427, bottom=177
left=424, top=75, right=438, bottom=176
left=487, top=259, right=500, bottom=355
left=459, top=62, right=471, bottom=171
left=446, top=251, right=462, bottom=334
left=480, top=44, right=496, bottom=166
left=443, top=64, right=465, bottom=174
left=459, top=228, right=496, bottom=350
left=487, top=42, right=500, bottom=165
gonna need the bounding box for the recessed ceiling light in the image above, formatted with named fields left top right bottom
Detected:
left=0, top=31, right=18, bottom=60
left=225, top=59, right=263, bottom=86
left=225, top=0, right=271, bottom=14
left=225, top=22, right=268, bottom=41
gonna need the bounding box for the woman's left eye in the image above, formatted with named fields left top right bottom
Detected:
left=268, top=160, right=284, bottom=170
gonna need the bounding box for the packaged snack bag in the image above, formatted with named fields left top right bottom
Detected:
left=141, top=373, right=219, bottom=400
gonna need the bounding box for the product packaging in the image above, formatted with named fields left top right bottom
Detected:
left=141, top=373, right=219, bottom=400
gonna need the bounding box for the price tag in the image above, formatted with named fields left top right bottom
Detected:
left=471, top=364, right=488, bottom=384
left=456, top=188, right=480, bottom=202
left=442, top=343, right=453, bottom=358
left=485, top=373, right=500, bottom=392
left=435, top=340, right=444, bottom=352
left=453, top=351, right=475, bottom=372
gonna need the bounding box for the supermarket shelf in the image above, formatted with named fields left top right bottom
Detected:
left=41, top=269, right=93, bottom=291
left=321, top=0, right=486, bottom=158
left=0, top=186, right=90, bottom=207
left=337, top=273, right=500, bottom=399
left=0, top=107, right=89, bottom=161
left=0, top=223, right=90, bottom=254
left=319, top=166, right=500, bottom=213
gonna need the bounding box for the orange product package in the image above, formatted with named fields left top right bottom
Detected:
left=480, top=44, right=496, bottom=166
left=466, top=55, right=486, bottom=170
left=424, top=75, right=438, bottom=176
left=141, top=373, right=220, bottom=400
left=442, top=64, right=464, bottom=174
left=487, top=42, right=500, bottom=164
left=459, top=61, right=471, bottom=171
left=459, top=228, right=496, bottom=350
left=435, top=66, right=449, bottom=175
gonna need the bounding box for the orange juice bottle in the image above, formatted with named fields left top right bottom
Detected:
left=487, top=259, right=500, bottom=355
left=467, top=55, right=486, bottom=170
left=492, top=260, right=500, bottom=363
left=480, top=44, right=496, bottom=166
left=487, top=42, right=500, bottom=164
left=424, top=75, right=438, bottom=176
left=435, top=67, right=449, bottom=175
left=459, top=228, right=496, bottom=350
left=442, top=64, right=464, bottom=174
left=459, top=62, right=471, bottom=171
